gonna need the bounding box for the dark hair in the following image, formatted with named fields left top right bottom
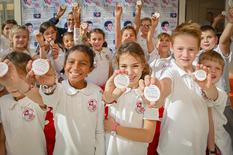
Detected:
left=161, top=21, right=169, bottom=27
left=1, top=19, right=17, bottom=31
left=25, top=23, right=33, bottom=27
left=65, top=45, right=95, bottom=68
left=123, top=20, right=133, bottom=27
left=62, top=32, right=73, bottom=39
left=86, top=21, right=93, bottom=25
left=3, top=52, right=32, bottom=74
left=121, top=25, right=137, bottom=36
left=89, top=28, right=105, bottom=39
left=198, top=50, right=225, bottom=69
left=39, top=21, right=57, bottom=34
left=115, top=42, right=150, bottom=79
left=104, top=21, right=113, bottom=27
left=200, top=25, right=216, bottom=35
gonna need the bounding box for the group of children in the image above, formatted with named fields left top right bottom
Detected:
left=0, top=2, right=232, bottom=155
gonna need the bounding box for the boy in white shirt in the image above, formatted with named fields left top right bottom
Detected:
left=198, top=51, right=233, bottom=155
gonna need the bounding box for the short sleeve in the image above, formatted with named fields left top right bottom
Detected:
left=143, top=106, right=159, bottom=121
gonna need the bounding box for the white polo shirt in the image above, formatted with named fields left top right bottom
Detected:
left=157, top=61, right=210, bottom=155
left=0, top=95, right=46, bottom=155
left=150, top=55, right=173, bottom=78
left=137, top=33, right=159, bottom=64
left=86, top=47, right=113, bottom=87
left=106, top=88, right=159, bottom=155
left=40, top=80, right=105, bottom=155
left=209, top=88, right=233, bottom=155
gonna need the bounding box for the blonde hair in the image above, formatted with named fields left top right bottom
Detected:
left=114, top=42, right=150, bottom=79
left=172, top=22, right=201, bottom=48
left=9, top=25, right=29, bottom=49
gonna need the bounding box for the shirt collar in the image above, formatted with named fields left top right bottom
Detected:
left=62, top=80, right=92, bottom=96
left=171, top=60, right=193, bottom=77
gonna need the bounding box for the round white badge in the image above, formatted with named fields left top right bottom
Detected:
left=50, top=40, right=54, bottom=46
left=222, top=11, right=226, bottom=16
left=0, top=62, right=8, bottom=77
left=194, top=70, right=207, bottom=81
left=114, top=74, right=130, bottom=89
left=153, top=12, right=160, bottom=18
left=137, top=0, right=142, bottom=6
left=32, top=59, right=49, bottom=76
left=73, top=2, right=78, bottom=7
left=61, top=5, right=67, bottom=10
left=144, top=85, right=160, bottom=102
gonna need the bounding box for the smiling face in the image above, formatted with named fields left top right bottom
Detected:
left=43, top=26, right=57, bottom=43
left=172, top=34, right=199, bottom=72
left=12, top=29, right=29, bottom=51
left=200, top=59, right=223, bottom=84
left=64, top=50, right=92, bottom=89
left=118, top=53, right=144, bottom=88
left=89, top=32, right=105, bottom=51
left=156, top=35, right=171, bottom=57
left=63, top=34, right=74, bottom=50
left=122, top=29, right=137, bottom=44
left=200, top=30, right=218, bottom=51
left=3, top=23, right=15, bottom=39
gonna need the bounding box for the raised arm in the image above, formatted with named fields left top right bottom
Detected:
left=219, top=8, right=233, bottom=56
left=134, top=1, right=143, bottom=34
left=115, top=4, right=123, bottom=49
left=147, top=16, right=159, bottom=53
left=49, top=5, right=67, bottom=25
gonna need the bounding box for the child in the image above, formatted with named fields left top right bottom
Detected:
left=197, top=8, right=233, bottom=93
left=198, top=51, right=233, bottom=155
left=86, top=28, right=113, bottom=88
left=115, top=3, right=159, bottom=63
left=38, top=21, right=65, bottom=78
left=150, top=33, right=172, bottom=78
left=0, top=52, right=46, bottom=155
left=0, top=19, right=17, bottom=57
left=8, top=25, right=37, bottom=57
left=62, top=32, right=74, bottom=51
left=148, top=32, right=172, bottom=155
left=153, top=22, right=220, bottom=155
left=28, top=45, right=105, bottom=155
left=103, top=42, right=159, bottom=155
left=114, top=4, right=137, bottom=50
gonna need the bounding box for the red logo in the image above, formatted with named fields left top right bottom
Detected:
left=88, top=99, right=97, bottom=112
left=135, top=101, right=145, bottom=114
left=22, top=107, right=35, bottom=121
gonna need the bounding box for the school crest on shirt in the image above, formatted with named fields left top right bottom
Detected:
left=22, top=107, right=35, bottom=121
left=88, top=99, right=97, bottom=112
left=135, top=101, right=145, bottom=114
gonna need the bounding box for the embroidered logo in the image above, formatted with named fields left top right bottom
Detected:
left=88, top=99, right=97, bottom=112
left=22, top=107, right=35, bottom=121
left=135, top=101, right=145, bottom=114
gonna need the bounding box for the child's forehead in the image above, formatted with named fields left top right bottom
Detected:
left=63, top=34, right=73, bottom=39
left=14, top=29, right=28, bottom=35
left=201, top=30, right=216, bottom=36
